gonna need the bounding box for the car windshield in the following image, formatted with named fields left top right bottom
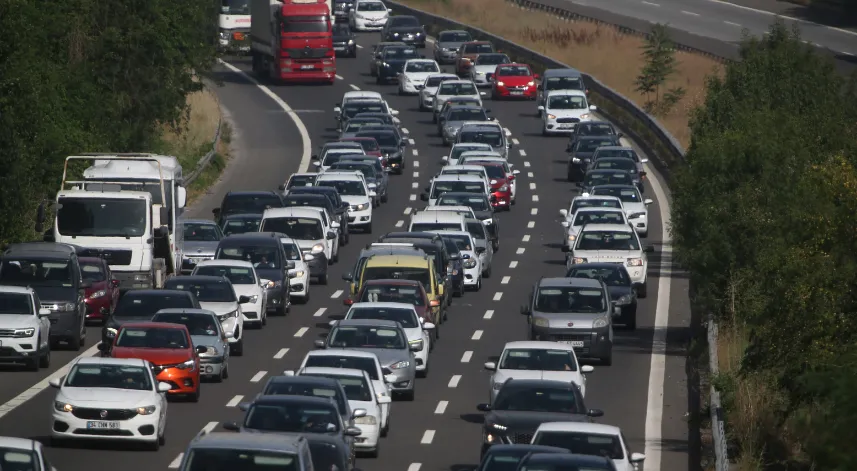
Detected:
left=481, top=165, right=506, bottom=179
left=186, top=449, right=299, bottom=471
left=363, top=266, right=430, bottom=290
left=466, top=222, right=487, bottom=241
left=439, top=83, right=477, bottom=95
left=591, top=187, right=643, bottom=204
left=499, top=348, right=578, bottom=372
left=479, top=452, right=529, bottom=471
left=358, top=132, right=398, bottom=147
left=115, top=326, right=190, bottom=349
left=354, top=112, right=393, bottom=125
left=328, top=325, right=406, bottom=349
left=165, top=281, right=236, bottom=303
left=431, top=181, right=486, bottom=199
left=348, top=306, right=419, bottom=328
left=183, top=222, right=223, bottom=242
left=358, top=284, right=425, bottom=306
left=521, top=463, right=611, bottom=471
left=282, top=16, right=329, bottom=33
left=0, top=259, right=73, bottom=287
left=317, top=179, right=367, bottom=196
left=217, top=245, right=281, bottom=269
left=593, top=159, right=636, bottom=172
left=411, top=222, right=462, bottom=232
left=65, top=364, right=152, bottom=390
left=153, top=313, right=219, bottom=336
left=533, top=432, right=624, bottom=460
left=343, top=103, right=388, bottom=118
left=426, top=75, right=454, bottom=87
left=584, top=172, right=631, bottom=187
left=80, top=261, right=107, bottom=282
left=595, top=149, right=637, bottom=161
left=350, top=139, right=381, bottom=152
left=545, top=76, right=584, bottom=91
left=331, top=164, right=376, bottom=180
left=358, top=1, right=386, bottom=11
left=577, top=230, right=640, bottom=251
left=579, top=123, right=615, bottom=136
left=476, top=54, right=509, bottom=65
left=534, top=287, right=606, bottom=313
left=391, top=16, right=419, bottom=26
left=445, top=99, right=480, bottom=110
left=566, top=266, right=631, bottom=287
left=576, top=139, right=616, bottom=153
left=194, top=265, right=256, bottom=285
left=345, top=119, right=383, bottom=133
left=438, top=237, right=462, bottom=255
left=244, top=402, right=340, bottom=433
left=384, top=47, right=419, bottom=60
left=0, top=293, right=32, bottom=315
left=572, top=210, right=625, bottom=226
left=439, top=31, right=470, bottom=42
left=0, top=448, right=39, bottom=471
left=304, top=355, right=379, bottom=380
left=222, top=194, right=282, bottom=215
left=221, top=216, right=261, bottom=235
left=571, top=199, right=622, bottom=212
left=448, top=108, right=487, bottom=121
left=459, top=130, right=502, bottom=147
left=406, top=61, right=439, bottom=73
left=262, top=382, right=346, bottom=415
left=548, top=95, right=587, bottom=110
left=497, top=65, right=531, bottom=76
left=261, top=217, right=324, bottom=241
left=56, top=197, right=148, bottom=237
left=463, top=44, right=494, bottom=53
left=493, top=386, right=580, bottom=413
left=440, top=234, right=473, bottom=252
left=114, top=293, right=193, bottom=317
left=305, top=374, right=373, bottom=402
left=322, top=151, right=359, bottom=167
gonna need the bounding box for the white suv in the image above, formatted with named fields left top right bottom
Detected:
left=0, top=286, right=52, bottom=370
left=316, top=172, right=377, bottom=233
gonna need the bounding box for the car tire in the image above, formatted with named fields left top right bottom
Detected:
left=39, top=342, right=51, bottom=368
left=417, top=365, right=428, bottom=378
left=262, top=310, right=268, bottom=326
left=483, top=264, right=492, bottom=278
left=25, top=353, right=39, bottom=371
left=637, top=283, right=648, bottom=299
left=158, top=427, right=166, bottom=446
left=602, top=350, right=613, bottom=366
left=627, top=316, right=637, bottom=331
left=476, top=277, right=482, bottom=291
left=189, top=385, right=200, bottom=403
left=401, top=389, right=415, bottom=401
left=381, top=193, right=388, bottom=203
left=365, top=222, right=373, bottom=234
left=366, top=444, right=380, bottom=458
left=231, top=335, right=244, bottom=357
left=223, top=361, right=230, bottom=379
left=318, top=273, right=329, bottom=285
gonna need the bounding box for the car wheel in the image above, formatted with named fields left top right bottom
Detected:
left=318, top=273, right=329, bottom=285
left=25, top=352, right=39, bottom=371
left=401, top=389, right=415, bottom=401
left=366, top=444, right=380, bottom=458
left=158, top=427, right=166, bottom=446
left=365, top=222, right=373, bottom=234
left=476, top=277, right=482, bottom=291
left=231, top=335, right=244, bottom=357
left=189, top=385, right=200, bottom=403
left=223, top=361, right=230, bottom=379
left=637, top=283, right=648, bottom=299
left=262, top=310, right=268, bottom=326
left=602, top=350, right=613, bottom=366
left=39, top=343, right=51, bottom=368
left=483, top=264, right=492, bottom=278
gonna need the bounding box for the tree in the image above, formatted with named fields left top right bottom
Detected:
left=634, top=23, right=686, bottom=116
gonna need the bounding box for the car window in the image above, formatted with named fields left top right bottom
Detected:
left=64, top=364, right=153, bottom=390
left=153, top=313, right=220, bottom=336
left=548, top=95, right=587, bottom=110
left=499, top=348, right=578, bottom=372
left=183, top=222, right=223, bottom=242
left=115, top=326, right=190, bottom=349
left=217, top=245, right=282, bottom=269
left=262, top=382, right=347, bottom=414
left=185, top=449, right=299, bottom=471
left=532, top=432, right=625, bottom=460
left=572, top=210, right=625, bottom=226
left=80, top=261, right=107, bottom=282
left=220, top=216, right=261, bottom=235
left=165, top=281, right=237, bottom=303
left=348, top=306, right=419, bottom=328
left=566, top=266, right=631, bottom=287
left=493, top=386, right=582, bottom=413
left=328, top=325, right=406, bottom=349
left=406, top=61, right=439, bottom=73
left=576, top=230, right=640, bottom=251
left=534, top=287, right=606, bottom=313
left=591, top=187, right=642, bottom=204
left=304, top=355, right=379, bottom=380
left=0, top=293, right=33, bottom=315
left=114, top=293, right=194, bottom=317
left=193, top=265, right=256, bottom=285
left=244, top=403, right=340, bottom=433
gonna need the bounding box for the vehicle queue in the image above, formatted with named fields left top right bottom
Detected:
left=0, top=4, right=653, bottom=471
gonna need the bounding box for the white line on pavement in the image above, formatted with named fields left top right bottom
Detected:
left=522, top=235, right=531, bottom=242
left=484, top=310, right=494, bottom=319
left=226, top=395, right=243, bottom=407
left=395, top=220, right=404, bottom=227
left=509, top=261, right=518, bottom=268
left=531, top=208, right=538, bottom=215
left=461, top=351, right=473, bottom=362
left=349, top=84, right=360, bottom=90
left=421, top=430, right=436, bottom=444
left=412, top=182, right=419, bottom=189
left=642, top=0, right=660, bottom=5
left=413, top=171, right=420, bottom=178
left=410, top=194, right=416, bottom=201
left=529, top=182, right=536, bottom=190
left=250, top=371, right=267, bottom=383
left=402, top=127, right=410, bottom=134
left=335, top=74, right=344, bottom=80
left=524, top=161, right=531, bottom=167
left=408, top=138, right=416, bottom=145
left=168, top=455, right=183, bottom=469
left=519, top=149, right=527, bottom=157
left=404, top=207, right=412, bottom=215
left=511, top=138, right=520, bottom=145
left=435, top=401, right=449, bottom=414
left=501, top=276, right=510, bottom=284
left=472, top=330, right=483, bottom=340
left=493, top=292, right=503, bottom=301
left=724, top=20, right=741, bottom=26
left=516, top=247, right=525, bottom=254
left=294, top=327, right=308, bottom=337
left=357, top=44, right=364, bottom=49
left=313, top=308, right=327, bottom=317
left=528, top=172, right=534, bottom=178
left=413, top=151, right=419, bottom=158
left=527, top=221, right=535, bottom=228
left=448, top=375, right=462, bottom=387
left=532, top=194, right=539, bottom=202
left=331, top=290, right=343, bottom=299
left=407, top=464, right=422, bottom=471
left=681, top=10, right=700, bottom=15
left=273, top=348, right=289, bottom=359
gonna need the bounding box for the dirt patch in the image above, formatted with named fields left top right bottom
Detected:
left=158, top=86, right=222, bottom=172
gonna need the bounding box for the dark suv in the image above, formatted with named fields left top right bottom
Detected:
left=212, top=191, right=285, bottom=225
left=215, top=232, right=293, bottom=315
left=102, top=289, right=200, bottom=348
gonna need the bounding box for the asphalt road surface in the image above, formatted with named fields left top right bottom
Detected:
left=0, top=32, right=693, bottom=471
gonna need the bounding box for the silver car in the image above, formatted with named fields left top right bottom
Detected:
left=317, top=319, right=420, bottom=400
left=180, top=219, right=224, bottom=274
left=150, top=308, right=231, bottom=382
left=433, top=30, right=472, bottom=64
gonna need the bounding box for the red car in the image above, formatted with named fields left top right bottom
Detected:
left=343, top=279, right=438, bottom=340
left=479, top=163, right=514, bottom=210
left=491, top=63, right=539, bottom=100
left=80, top=257, right=120, bottom=325
left=339, top=137, right=383, bottom=158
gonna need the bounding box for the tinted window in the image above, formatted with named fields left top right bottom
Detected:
left=572, top=210, right=625, bottom=226
left=303, top=374, right=373, bottom=402
left=56, top=197, right=147, bottom=238
left=216, top=245, right=281, bottom=269
left=576, top=139, right=616, bottom=153
left=438, top=31, right=471, bottom=42
left=548, top=95, right=588, bottom=110
left=348, top=306, right=419, bottom=328
left=262, top=382, right=347, bottom=415
left=390, top=16, right=419, bottom=27
left=244, top=402, right=340, bottom=433
left=183, top=222, right=223, bottom=242
left=329, top=325, right=406, bottom=349
left=80, top=261, right=107, bottom=282
left=363, top=266, right=430, bottom=290
left=65, top=364, right=152, bottom=390
left=496, top=65, right=531, bottom=76
left=533, top=432, right=624, bottom=460
left=535, top=287, right=606, bottom=313
left=499, top=348, right=578, bottom=371
left=438, top=82, right=477, bottom=95
left=0, top=259, right=72, bottom=287
left=220, top=216, right=261, bottom=235
left=431, top=181, right=486, bottom=198
left=114, top=293, right=193, bottom=317
left=463, top=44, right=494, bottom=53
left=545, top=76, right=584, bottom=91
left=437, top=194, right=490, bottom=211
left=591, top=187, right=643, bottom=203
left=282, top=16, right=329, bottom=33
left=152, top=313, right=219, bottom=336
left=448, top=108, right=487, bottom=121
left=261, top=217, right=323, bottom=241
left=222, top=194, right=282, bottom=215
left=566, top=266, right=631, bottom=287
left=406, top=61, right=439, bottom=73
left=193, top=265, right=256, bottom=285
left=185, top=449, right=298, bottom=471
left=165, top=281, right=236, bottom=303
left=359, top=283, right=425, bottom=306
left=576, top=230, right=640, bottom=251
left=459, top=130, right=502, bottom=147
left=593, top=159, right=636, bottom=171
left=115, top=326, right=190, bottom=349
left=493, top=386, right=581, bottom=413
left=0, top=293, right=32, bottom=315
left=304, top=355, right=379, bottom=380
left=475, top=54, right=510, bottom=65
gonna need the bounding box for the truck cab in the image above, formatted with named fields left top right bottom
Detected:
left=219, top=0, right=253, bottom=53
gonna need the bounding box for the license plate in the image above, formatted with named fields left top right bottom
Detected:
left=334, top=47, right=346, bottom=51
left=562, top=341, right=585, bottom=347
left=558, top=124, right=574, bottom=129
left=301, top=65, right=315, bottom=70
left=510, top=91, right=524, bottom=95
left=87, top=421, right=119, bottom=430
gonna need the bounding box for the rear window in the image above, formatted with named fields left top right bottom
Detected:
left=410, top=222, right=462, bottom=232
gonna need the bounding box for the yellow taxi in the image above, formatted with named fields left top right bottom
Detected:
left=357, top=254, right=445, bottom=325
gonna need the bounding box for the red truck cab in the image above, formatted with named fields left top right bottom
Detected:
left=251, top=0, right=336, bottom=84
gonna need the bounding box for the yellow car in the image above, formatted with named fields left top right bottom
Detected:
left=357, top=254, right=445, bottom=325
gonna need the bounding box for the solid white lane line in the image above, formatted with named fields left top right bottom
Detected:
left=421, top=430, right=436, bottom=444
left=461, top=351, right=473, bottom=362
left=410, top=194, right=416, bottom=201
left=472, top=330, right=483, bottom=340
left=435, top=401, right=449, bottom=414
left=681, top=10, right=700, bottom=15
left=527, top=221, right=535, bottom=228
left=519, top=149, right=527, bottom=157
left=331, top=290, right=344, bottom=299
left=335, top=74, right=344, bottom=80
left=404, top=207, right=412, bottom=215
left=168, top=454, right=184, bottom=468
left=349, top=84, right=360, bottom=90
left=413, top=171, right=420, bottom=178
left=501, top=276, right=511, bottom=284
left=531, top=208, right=538, bottom=215
left=509, top=261, right=518, bottom=268
left=273, top=348, right=289, bottom=359
left=529, top=182, right=536, bottom=190
left=511, top=138, right=520, bottom=145
left=516, top=247, right=525, bottom=254
left=724, top=20, right=741, bottom=26
left=532, top=194, right=540, bottom=202
left=226, top=395, right=243, bottom=407
left=408, top=464, right=422, bottom=471
left=484, top=310, right=494, bottom=319
left=294, top=327, right=308, bottom=337
left=448, top=375, right=462, bottom=387
left=313, top=308, right=327, bottom=317
left=395, top=220, right=404, bottom=227
left=250, top=371, right=267, bottom=383
left=493, top=292, right=503, bottom=301
left=522, top=235, right=531, bottom=242
left=524, top=161, right=531, bottom=167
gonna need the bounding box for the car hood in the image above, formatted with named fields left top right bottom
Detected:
left=403, top=72, right=435, bottom=84
left=473, top=209, right=493, bottom=221
left=32, top=287, right=76, bottom=304
left=473, top=64, right=498, bottom=75
left=199, top=301, right=240, bottom=315
left=238, top=428, right=342, bottom=440
left=348, top=348, right=409, bottom=367
left=255, top=267, right=284, bottom=281
left=294, top=239, right=325, bottom=252
left=111, top=347, right=191, bottom=365
left=58, top=387, right=154, bottom=406
left=493, top=369, right=583, bottom=387
left=85, top=281, right=109, bottom=297
left=340, top=195, right=372, bottom=206
left=443, top=120, right=467, bottom=131
left=548, top=109, right=590, bottom=119
left=422, top=86, right=440, bottom=96
left=183, top=241, right=219, bottom=255
left=0, top=314, right=39, bottom=328
left=358, top=10, right=387, bottom=18
left=572, top=250, right=641, bottom=264
left=531, top=311, right=606, bottom=329
left=349, top=399, right=380, bottom=416
left=473, top=238, right=489, bottom=251
left=486, top=410, right=590, bottom=430
left=231, top=284, right=262, bottom=299
left=402, top=327, right=423, bottom=342
left=190, top=335, right=224, bottom=349
left=497, top=76, right=534, bottom=86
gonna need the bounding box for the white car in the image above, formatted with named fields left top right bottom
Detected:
left=432, top=80, right=486, bottom=117
left=432, top=230, right=482, bottom=291
left=316, top=172, right=376, bottom=233
left=589, top=185, right=654, bottom=238
left=0, top=437, right=54, bottom=470
left=560, top=207, right=629, bottom=252
left=569, top=223, right=653, bottom=297
left=538, top=90, right=597, bottom=135
left=437, top=164, right=491, bottom=189
left=530, top=422, right=645, bottom=471
left=192, top=260, right=268, bottom=327
left=398, top=59, right=440, bottom=95
left=0, top=286, right=51, bottom=370
left=443, top=142, right=493, bottom=165
left=454, top=150, right=505, bottom=166
left=313, top=145, right=366, bottom=172
left=295, top=349, right=397, bottom=434
left=167, top=275, right=247, bottom=355
left=418, top=73, right=458, bottom=111
left=335, top=91, right=395, bottom=119
left=297, top=366, right=390, bottom=456
left=279, top=237, right=311, bottom=303
left=420, top=205, right=477, bottom=220
left=468, top=53, right=511, bottom=87
left=484, top=341, right=594, bottom=404
left=349, top=0, right=390, bottom=31
left=455, top=122, right=512, bottom=160
left=260, top=207, right=338, bottom=272
left=423, top=174, right=489, bottom=206
left=339, top=302, right=435, bottom=377
left=49, top=357, right=170, bottom=449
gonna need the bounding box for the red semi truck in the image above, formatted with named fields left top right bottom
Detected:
left=250, top=0, right=336, bottom=84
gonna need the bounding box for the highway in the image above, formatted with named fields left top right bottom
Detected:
left=0, top=31, right=693, bottom=471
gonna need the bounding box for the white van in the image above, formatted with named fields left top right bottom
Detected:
left=408, top=211, right=467, bottom=233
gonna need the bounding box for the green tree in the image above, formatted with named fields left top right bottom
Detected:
left=634, top=23, right=686, bottom=115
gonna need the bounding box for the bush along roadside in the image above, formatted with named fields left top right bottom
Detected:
left=671, top=21, right=857, bottom=470
left=0, top=0, right=219, bottom=246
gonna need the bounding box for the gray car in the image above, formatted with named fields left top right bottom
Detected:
left=434, top=30, right=473, bottom=64
left=317, top=319, right=420, bottom=400
left=439, top=105, right=493, bottom=145
left=180, top=220, right=225, bottom=274
left=520, top=277, right=617, bottom=366
left=150, top=308, right=231, bottom=382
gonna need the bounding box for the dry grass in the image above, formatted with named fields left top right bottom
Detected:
left=400, top=0, right=723, bottom=148
left=159, top=87, right=222, bottom=171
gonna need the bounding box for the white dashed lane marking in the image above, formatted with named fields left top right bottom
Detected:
left=642, top=1, right=660, bottom=5
left=519, top=149, right=527, bottom=157
left=532, top=195, right=540, bottom=202
left=413, top=150, right=419, bottom=157
left=313, top=308, right=327, bottom=317
left=511, top=138, right=520, bottom=145
left=682, top=10, right=700, bottom=15
left=395, top=220, right=404, bottom=227
left=412, top=182, right=419, bottom=189
left=472, top=330, right=484, bottom=340
left=527, top=221, right=535, bottom=228
left=421, top=430, right=436, bottom=444
left=331, top=290, right=343, bottom=299
left=402, top=127, right=410, bottom=134
left=516, top=247, right=526, bottom=254
left=226, top=395, right=243, bottom=407
left=461, top=351, right=473, bottom=362
left=357, top=44, right=364, bottom=49
left=273, top=348, right=289, bottom=359
left=413, top=160, right=419, bottom=167
left=250, top=371, right=267, bottom=383
left=335, top=74, right=344, bottom=80
left=408, top=464, right=422, bottom=471
left=349, top=84, right=360, bottom=90
left=484, top=309, right=494, bottom=319
left=404, top=207, right=412, bottom=215
left=524, top=161, right=531, bottom=167
left=501, top=276, right=511, bottom=285
left=522, top=235, right=531, bottom=242
left=493, top=292, right=503, bottom=301
left=435, top=401, right=449, bottom=414
left=410, top=194, right=417, bottom=201
left=509, top=261, right=518, bottom=268
left=414, top=171, right=420, bottom=178
left=408, top=138, right=416, bottom=145
left=294, top=327, right=308, bottom=337
left=724, top=20, right=741, bottom=26
left=168, top=455, right=183, bottom=469
left=529, top=182, right=536, bottom=190
left=531, top=208, right=538, bottom=215
left=448, top=375, right=462, bottom=387
left=528, top=172, right=534, bottom=178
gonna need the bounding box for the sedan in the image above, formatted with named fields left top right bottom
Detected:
left=439, top=105, right=493, bottom=145
left=417, top=73, right=459, bottom=111
left=180, top=219, right=224, bottom=274
left=469, top=53, right=512, bottom=87
left=588, top=157, right=645, bottom=193
left=589, top=184, right=654, bottom=238
left=398, top=59, right=441, bottom=95
left=151, top=308, right=232, bottom=382
left=381, top=15, right=426, bottom=48
left=539, top=90, right=597, bottom=136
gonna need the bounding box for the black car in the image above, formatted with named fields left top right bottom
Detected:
left=287, top=186, right=351, bottom=245
left=476, top=379, right=604, bottom=456
left=282, top=193, right=339, bottom=220
left=381, top=15, right=426, bottom=48
left=214, top=232, right=293, bottom=315
left=355, top=129, right=407, bottom=173
left=332, top=0, right=351, bottom=21
left=477, top=444, right=568, bottom=471
left=338, top=100, right=393, bottom=131
left=434, top=234, right=466, bottom=297
left=212, top=191, right=285, bottom=225
left=333, top=23, right=357, bottom=57
left=219, top=213, right=262, bottom=236
left=567, top=121, right=619, bottom=147
left=518, top=452, right=618, bottom=471
left=376, top=45, right=421, bottom=84
left=579, top=169, right=634, bottom=193
left=307, top=435, right=357, bottom=471
left=566, top=135, right=622, bottom=182
left=101, top=289, right=200, bottom=348
left=566, top=263, right=638, bottom=330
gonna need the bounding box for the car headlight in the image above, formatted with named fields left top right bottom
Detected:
left=175, top=359, right=196, bottom=370
left=200, top=346, right=218, bottom=356
left=389, top=361, right=410, bottom=369
left=533, top=317, right=549, bottom=327
left=134, top=273, right=151, bottom=282
left=616, top=294, right=633, bottom=305
left=572, top=257, right=587, bottom=264
left=136, top=405, right=157, bottom=415
left=498, top=184, right=509, bottom=192
left=311, top=243, right=325, bottom=254
left=527, top=81, right=535, bottom=86
left=88, top=290, right=106, bottom=299
left=106, top=327, right=118, bottom=338
left=245, top=295, right=259, bottom=304
left=593, top=317, right=609, bottom=328
left=628, top=211, right=646, bottom=219
left=52, top=302, right=76, bottom=312
left=567, top=233, right=577, bottom=242
left=355, top=415, right=377, bottom=425
left=415, top=32, right=421, bottom=36
left=627, top=258, right=644, bottom=267
left=11, top=328, right=35, bottom=338
left=547, top=114, right=557, bottom=120
left=487, top=422, right=507, bottom=431
left=348, top=39, right=354, bottom=45
left=463, top=259, right=477, bottom=269
left=218, top=310, right=238, bottom=321
left=219, top=31, right=229, bottom=40
left=392, top=33, right=399, bottom=37
left=293, top=270, right=306, bottom=278
left=496, top=81, right=504, bottom=87
left=54, top=401, right=73, bottom=412
left=354, top=203, right=369, bottom=211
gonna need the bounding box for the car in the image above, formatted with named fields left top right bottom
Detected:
left=342, top=245, right=426, bottom=296
left=102, top=289, right=200, bottom=347
left=537, top=68, right=588, bottom=109
left=349, top=0, right=390, bottom=31
left=434, top=29, right=473, bottom=64
left=316, top=318, right=421, bottom=400
left=373, top=233, right=456, bottom=308
left=355, top=253, right=445, bottom=325
left=164, top=276, right=250, bottom=354
left=491, top=63, right=538, bottom=100
left=340, top=116, right=386, bottom=138
left=418, top=73, right=459, bottom=111
left=439, top=106, right=493, bottom=145
left=354, top=129, right=407, bottom=173
left=591, top=146, right=648, bottom=171
left=0, top=286, right=52, bottom=370
left=479, top=163, right=515, bottom=209
left=177, top=433, right=316, bottom=471
left=102, top=322, right=204, bottom=401
left=307, top=432, right=360, bottom=471
left=282, top=173, right=318, bottom=192
left=567, top=135, right=623, bottom=182
left=0, top=437, right=56, bottom=470
left=79, top=256, right=120, bottom=325
left=339, top=136, right=384, bottom=158
left=219, top=212, right=262, bottom=236
left=345, top=278, right=437, bottom=340
left=380, top=15, right=426, bottom=47
left=337, top=155, right=391, bottom=192
left=398, top=58, right=441, bottom=95
left=456, top=41, right=495, bottom=76
left=151, top=308, right=231, bottom=382
left=215, top=233, right=295, bottom=314
left=337, top=100, right=399, bottom=133
left=566, top=263, right=638, bottom=329
left=409, top=210, right=467, bottom=234
left=432, top=230, right=482, bottom=292
left=580, top=169, right=635, bottom=194
left=287, top=186, right=352, bottom=244
left=434, top=95, right=485, bottom=125
left=587, top=157, right=645, bottom=193
left=261, top=207, right=340, bottom=268
left=569, top=223, right=653, bottom=298
left=316, top=172, right=376, bottom=233
left=332, top=0, right=352, bottom=21
left=539, top=90, right=597, bottom=136
left=521, top=277, right=616, bottom=365
left=461, top=157, right=520, bottom=200
left=49, top=356, right=170, bottom=449
left=420, top=204, right=477, bottom=220
left=484, top=341, right=594, bottom=403
left=422, top=174, right=489, bottom=206
left=456, top=151, right=507, bottom=167
left=560, top=194, right=625, bottom=223
left=530, top=422, right=646, bottom=471
left=432, top=80, right=486, bottom=119
left=465, top=217, right=495, bottom=277
left=339, top=302, right=435, bottom=376
left=313, top=142, right=365, bottom=171
left=469, top=53, right=512, bottom=87
left=476, top=379, right=603, bottom=456
left=456, top=122, right=512, bottom=159
left=588, top=185, right=653, bottom=238
left=277, top=237, right=312, bottom=303
left=333, top=23, right=357, bottom=57
left=518, top=452, right=619, bottom=471
left=432, top=192, right=499, bottom=246
left=443, top=142, right=494, bottom=165
left=567, top=121, right=619, bottom=146
left=476, top=444, right=569, bottom=471
left=191, top=259, right=269, bottom=324
left=180, top=219, right=224, bottom=274
left=257, top=374, right=358, bottom=431
left=353, top=111, right=402, bottom=129
left=436, top=164, right=492, bottom=191
left=335, top=90, right=391, bottom=117
left=560, top=206, right=630, bottom=252
left=375, top=45, right=421, bottom=84
left=212, top=191, right=284, bottom=225
left=368, top=41, right=407, bottom=76
left=282, top=192, right=343, bottom=230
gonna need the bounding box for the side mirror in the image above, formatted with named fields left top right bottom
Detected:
left=212, top=207, right=220, bottom=215
left=613, top=305, right=622, bottom=316
left=49, top=378, right=62, bottom=388
left=618, top=132, right=624, bottom=138
left=512, top=169, right=520, bottom=175
left=476, top=403, right=491, bottom=412
left=377, top=395, right=392, bottom=404
left=238, top=402, right=251, bottom=412
left=391, top=110, right=400, bottom=116
left=537, top=105, right=545, bottom=111
left=222, top=421, right=241, bottom=432
left=352, top=408, right=367, bottom=419
left=286, top=260, right=296, bottom=269
left=343, top=298, right=354, bottom=306
left=587, top=409, right=605, bottom=418
left=345, top=426, right=363, bottom=437
left=519, top=305, right=530, bottom=315
left=561, top=221, right=569, bottom=228
left=420, top=193, right=429, bottom=201
left=630, top=453, right=646, bottom=463
left=576, top=182, right=583, bottom=188
left=644, top=246, right=655, bottom=253
left=387, top=8, right=392, bottom=12
left=480, top=92, right=487, bottom=96
left=328, top=320, right=337, bottom=327
left=559, top=209, right=568, bottom=217
left=314, top=339, right=326, bottom=349
left=644, top=198, right=654, bottom=205
left=641, top=158, right=649, bottom=164
left=581, top=365, right=595, bottom=373
left=342, top=273, right=353, bottom=281
left=410, top=340, right=424, bottom=352
left=278, top=183, right=286, bottom=191
left=282, top=370, right=296, bottom=376
left=158, top=381, right=173, bottom=392
left=327, top=231, right=337, bottom=240
left=484, top=361, right=497, bottom=371
left=38, top=308, right=52, bottom=317
left=111, top=279, right=120, bottom=288
left=423, top=322, right=435, bottom=330
left=196, top=345, right=208, bottom=354
left=238, top=295, right=251, bottom=304
left=311, top=154, right=319, bottom=161
left=449, top=253, right=461, bottom=261
left=176, top=186, right=188, bottom=209
left=533, top=73, right=540, bottom=80
left=589, top=105, right=597, bottom=111
left=304, top=254, right=315, bottom=261
left=441, top=156, right=449, bottom=162
left=225, top=330, right=234, bottom=338
left=384, top=374, right=397, bottom=383
left=80, top=280, right=92, bottom=289
left=334, top=106, right=342, bottom=115
left=369, top=191, right=377, bottom=198
left=97, top=342, right=109, bottom=352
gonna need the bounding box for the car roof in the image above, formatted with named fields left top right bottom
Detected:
left=348, top=301, right=417, bottom=311
left=153, top=308, right=218, bottom=317
left=438, top=80, right=476, bottom=86
left=117, top=321, right=187, bottom=330
left=262, top=207, right=324, bottom=219
left=182, top=219, right=219, bottom=225
left=317, top=173, right=363, bottom=182
left=435, top=191, right=489, bottom=199
left=323, top=141, right=363, bottom=148
left=300, top=366, right=367, bottom=378
left=75, top=356, right=149, bottom=367
left=503, top=340, right=576, bottom=350
left=253, top=394, right=338, bottom=407
left=546, top=89, right=587, bottom=97
left=362, top=278, right=423, bottom=287
left=267, top=374, right=341, bottom=387
left=121, top=289, right=192, bottom=297
left=543, top=68, right=583, bottom=78
left=443, top=164, right=486, bottom=172
left=307, top=348, right=379, bottom=359
left=336, top=318, right=401, bottom=328
left=497, top=62, right=531, bottom=69
left=0, top=285, right=35, bottom=295
left=430, top=230, right=473, bottom=238
left=0, top=437, right=40, bottom=450
left=595, top=146, right=633, bottom=152
left=573, top=206, right=625, bottom=213
left=538, top=277, right=603, bottom=289
left=500, top=379, right=583, bottom=390
left=344, top=91, right=382, bottom=99
left=411, top=212, right=465, bottom=222
left=405, top=58, right=436, bottom=64
left=579, top=223, right=635, bottom=233
left=166, top=275, right=229, bottom=284
left=535, top=422, right=622, bottom=435
left=573, top=194, right=621, bottom=202
left=364, top=254, right=430, bottom=267
left=191, top=432, right=306, bottom=452
left=380, top=232, right=441, bottom=241
left=433, top=174, right=485, bottom=183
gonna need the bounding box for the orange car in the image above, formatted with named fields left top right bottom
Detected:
left=455, top=41, right=495, bottom=77
left=102, top=322, right=206, bottom=402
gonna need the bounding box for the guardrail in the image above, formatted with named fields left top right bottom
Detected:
left=184, top=95, right=224, bottom=186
